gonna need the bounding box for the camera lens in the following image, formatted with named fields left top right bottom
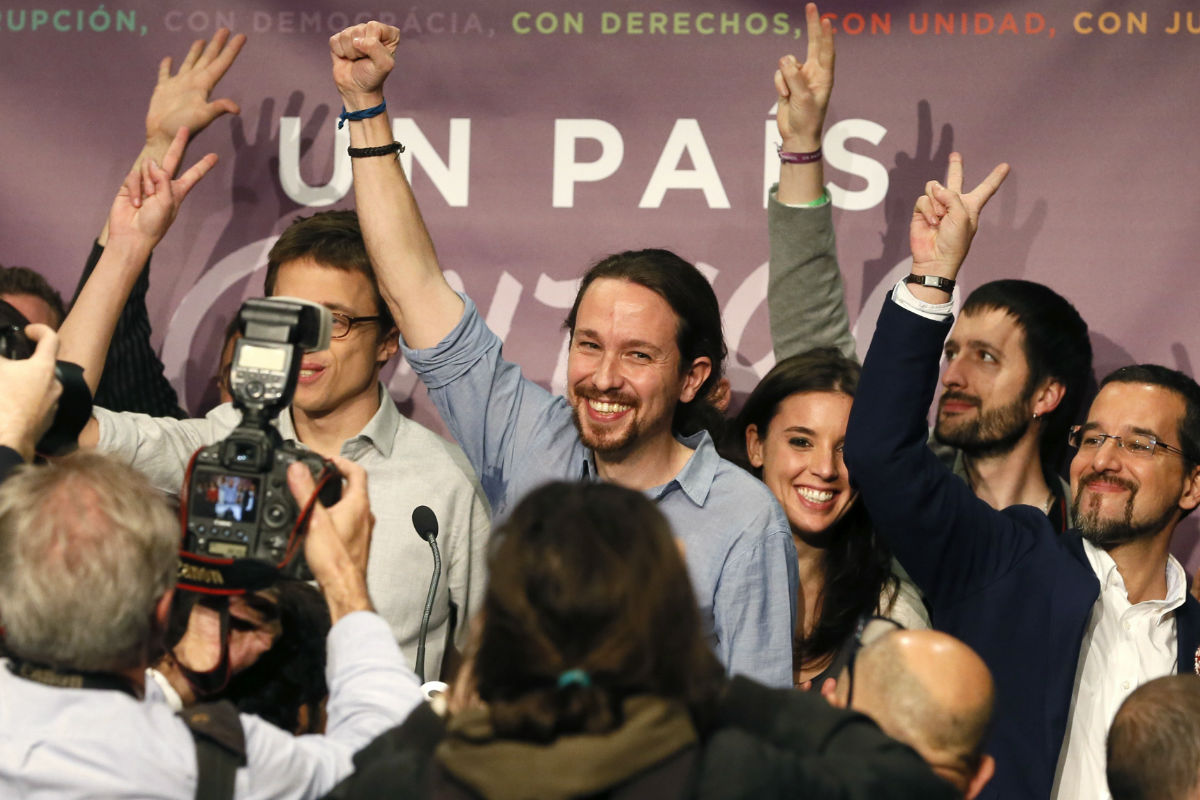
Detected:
left=0, top=325, right=33, bottom=360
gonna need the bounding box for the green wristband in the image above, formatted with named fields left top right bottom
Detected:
left=799, top=191, right=830, bottom=208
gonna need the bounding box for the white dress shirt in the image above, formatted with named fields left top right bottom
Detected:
left=146, top=667, right=184, bottom=711
left=0, top=611, right=421, bottom=799
left=890, top=277, right=955, bottom=321
left=1051, top=540, right=1186, bottom=800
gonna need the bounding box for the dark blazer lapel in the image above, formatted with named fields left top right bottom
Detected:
left=1043, top=533, right=1100, bottom=769
left=1175, top=596, right=1200, bottom=676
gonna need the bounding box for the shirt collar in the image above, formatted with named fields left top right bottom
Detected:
left=580, top=430, right=719, bottom=506
left=1082, top=538, right=1188, bottom=621
left=277, top=405, right=299, bottom=443
left=1163, top=554, right=1188, bottom=618
left=646, top=430, right=718, bottom=506
left=1082, top=539, right=1121, bottom=589
left=279, top=383, right=399, bottom=458
left=354, top=385, right=401, bottom=458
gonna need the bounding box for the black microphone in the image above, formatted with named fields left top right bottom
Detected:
left=412, top=505, right=442, bottom=683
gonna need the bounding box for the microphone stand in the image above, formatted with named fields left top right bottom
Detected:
left=415, top=533, right=442, bottom=683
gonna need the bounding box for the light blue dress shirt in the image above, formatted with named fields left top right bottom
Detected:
left=403, top=296, right=798, bottom=687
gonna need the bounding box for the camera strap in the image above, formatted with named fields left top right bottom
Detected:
left=169, top=591, right=236, bottom=698
left=176, top=445, right=325, bottom=591
left=7, top=658, right=139, bottom=698
left=179, top=700, right=247, bottom=800
left=177, top=550, right=280, bottom=596
left=8, top=656, right=246, bottom=800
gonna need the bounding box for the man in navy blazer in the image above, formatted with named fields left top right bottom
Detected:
left=844, top=154, right=1200, bottom=800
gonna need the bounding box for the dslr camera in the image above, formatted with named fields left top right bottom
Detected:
left=0, top=298, right=92, bottom=456
left=182, top=297, right=341, bottom=586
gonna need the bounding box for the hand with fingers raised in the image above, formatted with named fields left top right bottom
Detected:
left=908, top=152, right=1010, bottom=302
left=774, top=2, right=835, bottom=206
left=144, top=28, right=246, bottom=165
left=98, top=29, right=243, bottom=246
left=775, top=2, right=835, bottom=155
left=107, top=127, right=219, bottom=251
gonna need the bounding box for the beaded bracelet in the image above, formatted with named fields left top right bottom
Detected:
left=347, top=141, right=405, bottom=158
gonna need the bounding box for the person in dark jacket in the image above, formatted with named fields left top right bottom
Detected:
left=843, top=153, right=1200, bottom=800
left=324, top=480, right=955, bottom=800
left=826, top=628, right=996, bottom=799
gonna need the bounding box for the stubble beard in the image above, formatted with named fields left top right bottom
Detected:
left=935, top=390, right=1033, bottom=460
left=571, top=391, right=641, bottom=457
left=1072, top=477, right=1177, bottom=549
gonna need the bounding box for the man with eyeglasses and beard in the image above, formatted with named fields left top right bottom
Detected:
left=841, top=153, right=1200, bottom=800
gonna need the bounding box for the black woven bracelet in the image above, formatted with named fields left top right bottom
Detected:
left=347, top=141, right=405, bottom=158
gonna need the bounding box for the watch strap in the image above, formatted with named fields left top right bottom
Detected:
left=904, top=274, right=956, bottom=292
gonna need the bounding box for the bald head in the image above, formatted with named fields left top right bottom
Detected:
left=846, top=630, right=995, bottom=797
left=1107, top=675, right=1200, bottom=800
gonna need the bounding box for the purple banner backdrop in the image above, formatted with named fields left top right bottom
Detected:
left=2, top=1, right=1199, bottom=561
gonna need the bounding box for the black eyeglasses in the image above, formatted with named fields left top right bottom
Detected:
left=844, top=614, right=906, bottom=709
left=329, top=311, right=385, bottom=339
left=1068, top=425, right=1187, bottom=460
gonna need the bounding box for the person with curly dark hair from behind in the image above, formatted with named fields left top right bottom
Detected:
left=152, top=577, right=333, bottom=735
left=222, top=579, right=332, bottom=734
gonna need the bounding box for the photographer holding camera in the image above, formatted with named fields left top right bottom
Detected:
left=0, top=323, right=62, bottom=483
left=0, top=449, right=421, bottom=799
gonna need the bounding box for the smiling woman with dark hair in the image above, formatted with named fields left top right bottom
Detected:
left=731, top=348, right=929, bottom=689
